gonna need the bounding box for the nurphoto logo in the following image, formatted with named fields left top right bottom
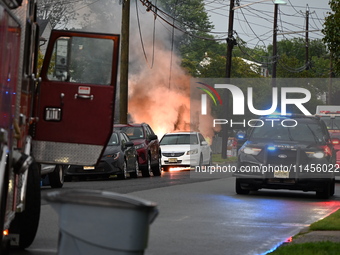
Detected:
left=194, top=78, right=314, bottom=129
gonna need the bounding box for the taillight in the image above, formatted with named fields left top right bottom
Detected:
left=332, top=138, right=340, bottom=145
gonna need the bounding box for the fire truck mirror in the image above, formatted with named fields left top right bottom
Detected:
left=52, top=37, right=70, bottom=81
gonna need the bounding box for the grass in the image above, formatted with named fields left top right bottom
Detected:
left=310, top=209, right=340, bottom=231
left=268, top=209, right=340, bottom=254
left=268, top=242, right=340, bottom=255
left=212, top=153, right=237, bottom=163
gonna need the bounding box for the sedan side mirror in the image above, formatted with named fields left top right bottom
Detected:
left=148, top=134, right=158, bottom=141
left=125, top=141, right=134, bottom=147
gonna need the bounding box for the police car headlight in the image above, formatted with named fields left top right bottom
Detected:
left=243, top=147, right=262, bottom=155
left=306, top=151, right=325, bottom=159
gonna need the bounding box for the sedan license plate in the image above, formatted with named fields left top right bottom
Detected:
left=274, top=169, right=289, bottom=178
left=83, top=166, right=95, bottom=170
left=168, top=158, right=178, bottom=163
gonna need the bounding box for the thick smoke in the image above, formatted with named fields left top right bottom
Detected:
left=73, top=1, right=218, bottom=141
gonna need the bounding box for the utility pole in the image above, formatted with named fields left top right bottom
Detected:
left=305, top=8, right=309, bottom=70
left=271, top=3, right=279, bottom=87
left=221, top=0, right=235, bottom=159
left=119, top=0, right=130, bottom=124
left=329, top=55, right=333, bottom=104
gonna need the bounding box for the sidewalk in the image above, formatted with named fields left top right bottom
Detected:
left=284, top=227, right=340, bottom=245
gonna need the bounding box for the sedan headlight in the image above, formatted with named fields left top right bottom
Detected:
left=243, top=147, right=262, bottom=155
left=135, top=143, right=145, bottom=150
left=104, top=152, right=120, bottom=160
left=186, top=149, right=198, bottom=155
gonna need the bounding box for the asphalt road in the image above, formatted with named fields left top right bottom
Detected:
left=10, top=168, right=340, bottom=255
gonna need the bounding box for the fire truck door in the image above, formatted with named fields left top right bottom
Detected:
left=32, top=30, right=120, bottom=166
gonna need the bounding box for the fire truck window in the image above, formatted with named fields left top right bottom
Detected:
left=47, top=36, right=113, bottom=85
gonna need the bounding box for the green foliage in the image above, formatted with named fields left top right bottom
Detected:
left=158, top=0, right=222, bottom=77
left=268, top=242, right=340, bottom=255
left=323, top=0, right=340, bottom=76
left=274, top=38, right=330, bottom=78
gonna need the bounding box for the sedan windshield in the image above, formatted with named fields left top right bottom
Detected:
left=160, top=134, right=198, bottom=145
left=107, top=133, right=119, bottom=146
left=250, top=120, right=325, bottom=143
left=119, top=127, right=144, bottom=140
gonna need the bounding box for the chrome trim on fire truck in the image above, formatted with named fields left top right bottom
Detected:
left=0, top=145, right=8, bottom=215
left=32, top=141, right=104, bottom=165
left=0, top=128, right=8, bottom=143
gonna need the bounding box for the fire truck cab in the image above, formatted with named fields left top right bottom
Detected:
left=1, top=0, right=120, bottom=252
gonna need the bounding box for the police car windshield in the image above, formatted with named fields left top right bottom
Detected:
left=250, top=120, right=324, bottom=143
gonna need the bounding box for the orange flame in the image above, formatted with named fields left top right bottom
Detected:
left=128, top=45, right=219, bottom=141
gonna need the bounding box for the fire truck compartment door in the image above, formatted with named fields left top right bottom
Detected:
left=32, top=30, right=120, bottom=165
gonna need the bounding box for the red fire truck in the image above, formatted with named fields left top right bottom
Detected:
left=1, top=0, right=120, bottom=252
left=316, top=105, right=340, bottom=167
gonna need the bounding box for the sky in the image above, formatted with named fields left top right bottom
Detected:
left=204, top=0, right=331, bottom=48
left=65, top=1, right=331, bottom=50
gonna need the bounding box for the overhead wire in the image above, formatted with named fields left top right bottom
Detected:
left=136, top=0, right=329, bottom=75
left=135, top=0, right=156, bottom=69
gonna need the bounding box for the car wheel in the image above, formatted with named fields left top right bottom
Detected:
left=152, top=155, right=162, bottom=176
left=0, top=151, right=9, bottom=254
left=208, top=153, right=213, bottom=166
left=48, top=165, right=65, bottom=188
left=130, top=158, right=139, bottom=178
left=199, top=154, right=203, bottom=167
left=330, top=178, right=335, bottom=196
left=142, top=157, right=152, bottom=177
left=316, top=181, right=331, bottom=199
left=235, top=178, right=250, bottom=195
left=118, top=161, right=128, bottom=180
left=9, top=162, right=41, bottom=249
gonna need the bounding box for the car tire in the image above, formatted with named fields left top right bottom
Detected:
left=316, top=181, right=331, bottom=199
left=207, top=153, right=213, bottom=166
left=118, top=161, right=128, bottom=180
left=235, top=178, right=250, bottom=195
left=199, top=154, right=203, bottom=167
left=152, top=155, right=162, bottom=176
left=142, top=157, right=152, bottom=177
left=330, top=178, right=335, bottom=196
left=130, top=158, right=139, bottom=178
left=0, top=151, right=9, bottom=255
left=9, top=162, right=41, bottom=249
left=48, top=165, right=65, bottom=188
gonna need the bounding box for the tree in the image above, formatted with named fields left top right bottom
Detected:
left=158, top=0, right=222, bottom=76
left=37, top=0, right=78, bottom=28
left=323, top=0, right=340, bottom=76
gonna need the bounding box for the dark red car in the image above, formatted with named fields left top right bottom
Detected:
left=114, top=123, right=162, bottom=177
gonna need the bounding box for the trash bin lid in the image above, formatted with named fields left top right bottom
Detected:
left=44, top=189, right=157, bottom=210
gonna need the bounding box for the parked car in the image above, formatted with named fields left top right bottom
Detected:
left=114, top=123, right=162, bottom=177
left=235, top=115, right=339, bottom=198
left=65, top=131, right=139, bottom=179
left=41, top=164, right=66, bottom=188
left=160, top=131, right=212, bottom=171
